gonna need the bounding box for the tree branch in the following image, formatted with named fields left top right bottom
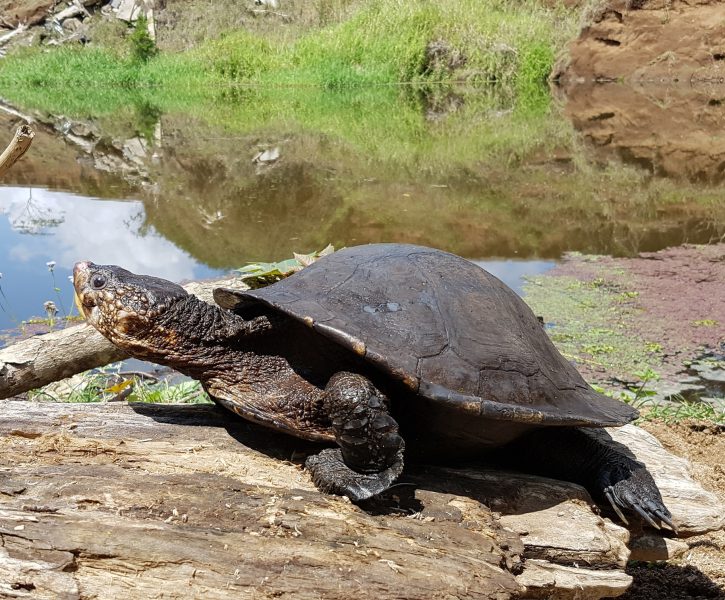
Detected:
left=0, top=124, right=35, bottom=178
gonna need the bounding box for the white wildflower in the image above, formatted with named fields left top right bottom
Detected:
left=44, top=300, right=58, bottom=317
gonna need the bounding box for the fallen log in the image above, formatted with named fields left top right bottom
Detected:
left=0, top=402, right=722, bottom=599
left=0, top=278, right=242, bottom=400
left=0, top=124, right=34, bottom=178
left=0, top=23, right=27, bottom=46
left=0, top=325, right=126, bottom=400
left=51, top=2, right=88, bottom=23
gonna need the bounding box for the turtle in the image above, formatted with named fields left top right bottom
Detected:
left=73, top=243, right=674, bottom=530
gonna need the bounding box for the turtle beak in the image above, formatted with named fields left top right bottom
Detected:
left=73, top=261, right=92, bottom=285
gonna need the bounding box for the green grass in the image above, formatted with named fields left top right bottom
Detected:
left=636, top=400, right=725, bottom=425
left=0, top=66, right=571, bottom=174
left=0, top=0, right=576, bottom=92
left=189, top=0, right=573, bottom=89
left=0, top=0, right=577, bottom=177
left=129, top=379, right=211, bottom=404
left=29, top=365, right=212, bottom=404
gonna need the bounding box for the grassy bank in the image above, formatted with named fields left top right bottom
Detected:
left=0, top=0, right=576, bottom=96
left=0, top=0, right=579, bottom=182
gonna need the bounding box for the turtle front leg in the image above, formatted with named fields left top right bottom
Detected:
left=507, top=427, right=675, bottom=532
left=305, top=372, right=405, bottom=502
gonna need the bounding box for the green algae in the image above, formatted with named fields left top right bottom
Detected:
left=523, top=262, right=663, bottom=385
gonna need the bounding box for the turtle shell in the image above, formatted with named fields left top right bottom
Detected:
left=215, top=244, right=637, bottom=427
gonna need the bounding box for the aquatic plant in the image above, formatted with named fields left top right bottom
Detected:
left=636, top=400, right=725, bottom=426
left=28, top=362, right=212, bottom=404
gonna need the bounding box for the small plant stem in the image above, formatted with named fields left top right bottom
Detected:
left=0, top=284, right=18, bottom=323
left=49, top=270, right=69, bottom=317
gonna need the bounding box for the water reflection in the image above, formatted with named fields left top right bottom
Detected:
left=561, top=82, right=725, bottom=182
left=472, top=260, right=554, bottom=296
left=0, top=185, right=555, bottom=332
left=0, top=84, right=724, bottom=333
left=0, top=187, right=222, bottom=331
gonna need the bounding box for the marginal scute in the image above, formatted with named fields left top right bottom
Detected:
left=222, top=243, right=637, bottom=427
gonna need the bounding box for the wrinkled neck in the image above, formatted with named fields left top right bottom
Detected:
left=138, top=295, right=254, bottom=378
left=157, top=295, right=241, bottom=341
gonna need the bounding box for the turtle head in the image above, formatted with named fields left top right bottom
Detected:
left=73, top=261, right=188, bottom=355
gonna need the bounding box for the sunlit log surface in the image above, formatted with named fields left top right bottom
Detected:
left=1, top=402, right=722, bottom=599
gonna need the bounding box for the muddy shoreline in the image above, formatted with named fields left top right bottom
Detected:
left=524, top=243, right=725, bottom=410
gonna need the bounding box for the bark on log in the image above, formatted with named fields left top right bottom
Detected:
left=0, top=278, right=243, bottom=400
left=0, top=401, right=662, bottom=600
left=2, top=403, right=720, bottom=599
left=0, top=124, right=34, bottom=178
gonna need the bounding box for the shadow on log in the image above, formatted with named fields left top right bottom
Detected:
left=2, top=401, right=722, bottom=599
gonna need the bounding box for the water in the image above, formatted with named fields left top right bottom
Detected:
left=0, top=188, right=223, bottom=332
left=1, top=85, right=723, bottom=339
left=0, top=186, right=555, bottom=332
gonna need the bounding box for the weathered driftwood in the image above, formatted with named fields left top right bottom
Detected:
left=51, top=3, right=88, bottom=23
left=1, top=402, right=721, bottom=600
left=0, top=278, right=242, bottom=400
left=0, top=124, right=34, bottom=178
left=0, top=325, right=126, bottom=400
left=0, top=23, right=27, bottom=46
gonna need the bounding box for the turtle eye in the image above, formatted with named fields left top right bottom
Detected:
left=91, top=274, right=107, bottom=290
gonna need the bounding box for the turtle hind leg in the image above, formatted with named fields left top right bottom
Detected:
left=505, top=427, right=675, bottom=532
left=305, top=372, right=405, bottom=502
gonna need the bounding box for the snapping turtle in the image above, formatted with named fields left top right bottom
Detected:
left=73, top=243, right=673, bottom=529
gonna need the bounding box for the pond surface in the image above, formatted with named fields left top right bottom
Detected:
left=0, top=186, right=555, bottom=333
left=1, top=84, right=723, bottom=340
left=0, top=187, right=222, bottom=334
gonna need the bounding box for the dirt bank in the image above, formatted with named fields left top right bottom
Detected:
left=556, top=0, right=725, bottom=85
left=555, top=0, right=725, bottom=182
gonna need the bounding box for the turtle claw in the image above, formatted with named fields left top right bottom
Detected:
left=604, top=487, right=629, bottom=525
left=306, top=448, right=404, bottom=502
left=631, top=501, right=660, bottom=530
left=654, top=508, right=677, bottom=534
left=599, top=463, right=675, bottom=532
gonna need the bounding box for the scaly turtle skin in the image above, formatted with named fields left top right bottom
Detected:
left=73, top=243, right=674, bottom=530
